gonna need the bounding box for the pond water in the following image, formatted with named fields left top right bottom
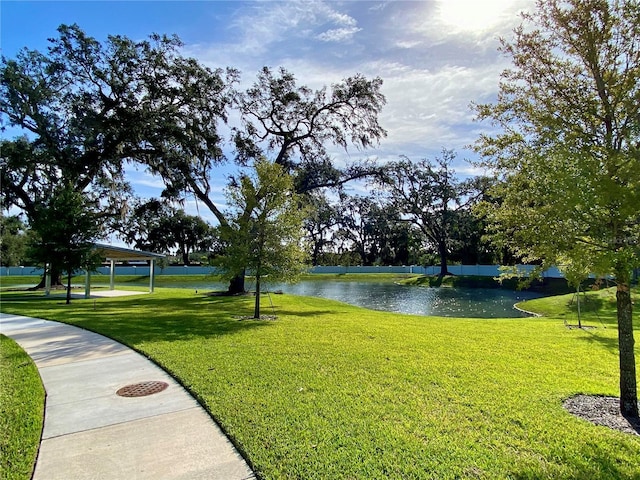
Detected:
left=158, top=279, right=543, bottom=318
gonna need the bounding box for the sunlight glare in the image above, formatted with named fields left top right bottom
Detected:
left=437, top=0, right=514, bottom=33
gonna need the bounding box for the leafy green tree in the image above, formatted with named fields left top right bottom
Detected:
left=118, top=199, right=216, bottom=264
left=27, top=184, right=103, bottom=304
left=218, top=160, right=308, bottom=319
left=375, top=151, right=485, bottom=276
left=303, top=192, right=341, bottom=266
left=333, top=194, right=417, bottom=266
left=0, top=25, right=180, bottom=216
left=0, top=214, right=30, bottom=266
left=474, top=0, right=640, bottom=417
left=334, top=194, right=378, bottom=266
left=169, top=212, right=216, bottom=266
left=1, top=25, right=228, bottom=284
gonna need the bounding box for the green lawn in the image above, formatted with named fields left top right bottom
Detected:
left=0, top=286, right=638, bottom=479
left=0, top=335, right=45, bottom=480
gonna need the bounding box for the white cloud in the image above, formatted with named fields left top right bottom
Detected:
left=360, top=60, right=505, bottom=151
left=316, top=26, right=361, bottom=42
left=191, top=0, right=361, bottom=65
left=177, top=0, right=535, bottom=177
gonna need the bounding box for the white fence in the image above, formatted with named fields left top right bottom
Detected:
left=1, top=264, right=566, bottom=278
left=310, top=265, right=564, bottom=277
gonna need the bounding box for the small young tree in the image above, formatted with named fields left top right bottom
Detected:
left=27, top=184, right=103, bottom=304
left=474, top=0, right=640, bottom=417
left=218, top=159, right=308, bottom=319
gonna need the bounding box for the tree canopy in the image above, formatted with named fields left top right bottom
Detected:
left=117, top=199, right=216, bottom=265
left=234, top=66, right=387, bottom=192
left=0, top=214, right=31, bottom=266
left=474, top=0, right=640, bottom=417
left=375, top=151, right=486, bottom=276
left=0, top=25, right=193, bottom=217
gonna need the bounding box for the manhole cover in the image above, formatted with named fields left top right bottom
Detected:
left=116, top=381, right=169, bottom=398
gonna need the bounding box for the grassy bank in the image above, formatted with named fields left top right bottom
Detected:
left=0, top=287, right=638, bottom=479
left=0, top=335, right=45, bottom=480
left=399, top=274, right=576, bottom=295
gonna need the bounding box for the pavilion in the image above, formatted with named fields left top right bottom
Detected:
left=44, top=243, right=165, bottom=298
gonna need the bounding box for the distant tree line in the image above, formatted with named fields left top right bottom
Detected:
left=1, top=154, right=501, bottom=272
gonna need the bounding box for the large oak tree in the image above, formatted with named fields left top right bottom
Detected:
left=145, top=66, right=387, bottom=292
left=474, top=0, right=640, bottom=417
left=375, top=151, right=485, bottom=276
left=1, top=25, right=231, bottom=284
left=117, top=199, right=216, bottom=265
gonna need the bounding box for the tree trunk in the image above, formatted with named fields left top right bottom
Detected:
left=30, top=265, right=64, bottom=290
left=438, top=240, right=449, bottom=277
left=616, top=279, right=638, bottom=418
left=228, top=270, right=246, bottom=294
left=254, top=274, right=261, bottom=319
left=312, top=242, right=320, bottom=266
left=65, top=271, right=72, bottom=305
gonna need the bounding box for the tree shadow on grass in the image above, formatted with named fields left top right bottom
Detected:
left=267, top=309, right=338, bottom=318
left=570, top=327, right=619, bottom=353
left=508, top=437, right=640, bottom=480
left=0, top=292, right=272, bottom=345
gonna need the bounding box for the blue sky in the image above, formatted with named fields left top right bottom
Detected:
left=2, top=0, right=534, bottom=228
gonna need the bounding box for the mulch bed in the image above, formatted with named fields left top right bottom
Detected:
left=564, top=395, right=640, bottom=436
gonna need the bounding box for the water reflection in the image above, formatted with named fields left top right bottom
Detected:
left=272, top=281, right=541, bottom=318
left=159, top=279, right=542, bottom=318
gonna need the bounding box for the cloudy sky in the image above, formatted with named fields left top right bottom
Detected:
left=2, top=0, right=535, bottom=226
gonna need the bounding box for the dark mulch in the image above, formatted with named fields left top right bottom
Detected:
left=564, top=395, right=640, bottom=436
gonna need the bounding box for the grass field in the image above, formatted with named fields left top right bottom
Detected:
left=0, top=284, right=638, bottom=479
left=0, top=335, right=45, bottom=480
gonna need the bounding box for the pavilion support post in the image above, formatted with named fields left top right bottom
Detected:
left=84, top=269, right=91, bottom=299
left=109, top=259, right=115, bottom=290
left=149, top=260, right=155, bottom=293
left=45, top=263, right=51, bottom=296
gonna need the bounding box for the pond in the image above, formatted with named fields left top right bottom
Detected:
left=159, top=279, right=543, bottom=318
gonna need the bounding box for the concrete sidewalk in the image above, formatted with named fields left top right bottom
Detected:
left=0, top=313, right=256, bottom=480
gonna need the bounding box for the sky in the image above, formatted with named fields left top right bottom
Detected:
left=1, top=0, right=535, bottom=231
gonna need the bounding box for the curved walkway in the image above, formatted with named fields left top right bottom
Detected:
left=0, top=313, right=255, bottom=480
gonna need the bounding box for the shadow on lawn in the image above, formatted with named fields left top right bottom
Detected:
left=269, top=308, right=338, bottom=318
left=1, top=293, right=272, bottom=345
left=571, top=327, right=620, bottom=354
left=509, top=438, right=639, bottom=480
